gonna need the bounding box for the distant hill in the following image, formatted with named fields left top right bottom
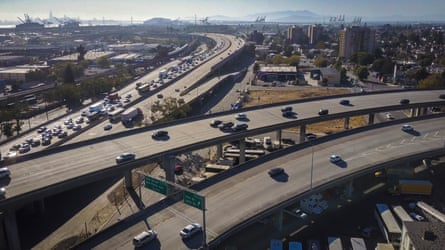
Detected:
left=209, top=10, right=323, bottom=23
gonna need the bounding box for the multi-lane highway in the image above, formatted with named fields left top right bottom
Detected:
left=2, top=90, right=445, bottom=208
left=83, top=117, right=445, bottom=249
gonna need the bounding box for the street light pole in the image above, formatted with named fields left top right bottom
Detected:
left=310, top=141, right=314, bottom=190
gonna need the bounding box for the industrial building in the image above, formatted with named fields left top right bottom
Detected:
left=338, top=26, right=375, bottom=58
left=0, top=65, right=49, bottom=81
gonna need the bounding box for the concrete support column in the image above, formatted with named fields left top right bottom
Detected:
left=345, top=180, right=354, bottom=197
left=410, top=108, right=416, bottom=118
left=300, top=124, right=307, bottom=143
left=162, top=155, right=176, bottom=183
left=124, top=169, right=132, bottom=188
left=344, top=116, right=350, bottom=129
left=272, top=209, right=284, bottom=231
left=368, top=113, right=375, bottom=125
left=422, top=107, right=428, bottom=115
left=276, top=130, right=282, bottom=149
left=239, top=139, right=246, bottom=164
left=216, top=144, right=223, bottom=160
left=4, top=210, right=21, bottom=250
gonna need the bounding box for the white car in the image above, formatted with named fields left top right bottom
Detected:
left=385, top=112, right=393, bottom=119
left=132, top=230, right=157, bottom=247
left=179, top=223, right=202, bottom=239
left=401, top=124, right=413, bottom=131
left=0, top=187, right=5, bottom=197
left=330, top=155, right=342, bottom=163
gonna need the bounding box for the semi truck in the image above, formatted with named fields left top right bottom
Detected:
left=388, top=179, right=433, bottom=196
left=121, top=107, right=142, bottom=126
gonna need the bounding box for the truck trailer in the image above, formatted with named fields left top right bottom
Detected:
left=121, top=107, right=142, bottom=126
left=388, top=179, right=433, bottom=195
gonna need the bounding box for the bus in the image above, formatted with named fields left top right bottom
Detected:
left=327, top=237, right=343, bottom=250
left=391, top=205, right=413, bottom=227
left=374, top=203, right=402, bottom=244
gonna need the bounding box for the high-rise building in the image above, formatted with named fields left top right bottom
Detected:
left=287, top=25, right=298, bottom=42
left=338, top=26, right=375, bottom=58
left=307, top=24, right=322, bottom=45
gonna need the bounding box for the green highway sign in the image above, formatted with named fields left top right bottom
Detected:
left=183, top=190, right=204, bottom=210
left=144, top=175, right=168, bottom=195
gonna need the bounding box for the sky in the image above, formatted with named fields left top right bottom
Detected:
left=1, top=0, right=445, bottom=22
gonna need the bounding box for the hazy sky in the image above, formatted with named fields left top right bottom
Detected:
left=1, top=0, right=444, bottom=21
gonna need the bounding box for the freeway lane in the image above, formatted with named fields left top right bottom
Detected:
left=88, top=117, right=445, bottom=249
left=2, top=90, right=445, bottom=206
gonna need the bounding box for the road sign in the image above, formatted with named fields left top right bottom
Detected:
left=183, top=190, right=204, bottom=210
left=144, top=175, right=168, bottom=195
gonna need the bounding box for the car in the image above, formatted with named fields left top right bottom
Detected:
left=3, top=151, right=17, bottom=160
left=385, top=112, right=394, bottom=120
left=103, top=124, right=112, bottom=131
left=132, top=230, right=157, bottom=247
left=179, top=223, right=202, bottom=239
left=318, top=109, right=329, bottom=115
left=339, top=99, right=350, bottom=105
left=10, top=144, right=21, bottom=151
left=123, top=98, right=130, bottom=103
left=295, top=209, right=308, bottom=220
left=409, top=212, right=425, bottom=221
left=152, top=130, right=168, bottom=139
left=115, top=152, right=136, bottom=164
left=125, top=94, right=132, bottom=99
left=400, top=99, right=410, bottom=104
left=0, top=187, right=5, bottom=198
left=42, top=137, right=51, bottom=146
left=157, top=94, right=163, bottom=98
left=19, top=144, right=31, bottom=154
left=218, top=121, right=234, bottom=130
left=210, top=119, right=222, bottom=127
left=64, top=118, right=72, bottom=125
left=58, top=131, right=68, bottom=138
left=81, top=110, right=89, bottom=117
left=281, top=106, right=293, bottom=113
left=37, top=126, right=47, bottom=133
left=305, top=133, right=317, bottom=140
left=282, top=138, right=296, bottom=145
left=72, top=124, right=82, bottom=131
left=329, top=155, right=342, bottom=163
left=65, top=123, right=74, bottom=129
left=235, top=113, right=247, bottom=120
left=0, top=167, right=11, bottom=179
left=401, top=124, right=413, bottom=131
left=282, top=110, right=294, bottom=118
left=231, top=123, right=248, bottom=131
left=268, top=167, right=284, bottom=177
left=75, top=117, right=84, bottom=124
left=30, top=138, right=41, bottom=147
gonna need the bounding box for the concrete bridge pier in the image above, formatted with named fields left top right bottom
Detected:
left=275, top=130, right=282, bottom=148
left=271, top=209, right=284, bottom=231
left=300, top=124, right=307, bottom=143
left=162, top=155, right=176, bottom=183
left=34, top=199, right=46, bottom=214
left=422, top=107, right=428, bottom=115
left=368, top=113, right=375, bottom=125
left=344, top=116, right=350, bottom=129
left=3, top=210, right=21, bottom=250
left=239, top=139, right=246, bottom=164
left=216, top=144, right=223, bottom=160
left=124, top=169, right=133, bottom=189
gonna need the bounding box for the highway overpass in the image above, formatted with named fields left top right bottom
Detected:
left=73, top=117, right=445, bottom=249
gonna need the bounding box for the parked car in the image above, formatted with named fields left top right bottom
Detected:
left=318, top=109, right=329, bottom=115
left=179, top=223, right=202, bottom=239
left=409, top=212, right=425, bottom=221
left=115, top=152, right=136, bottom=164
left=268, top=167, right=284, bottom=177
left=329, top=155, right=342, bottom=163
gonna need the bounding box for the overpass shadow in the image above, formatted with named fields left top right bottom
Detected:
left=136, top=238, right=161, bottom=249
left=404, top=130, right=421, bottom=136
left=127, top=187, right=145, bottom=209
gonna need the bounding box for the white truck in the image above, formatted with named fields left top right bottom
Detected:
left=121, top=107, right=142, bottom=126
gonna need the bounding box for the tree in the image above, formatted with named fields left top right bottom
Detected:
left=417, top=74, right=445, bottom=89
left=314, top=57, right=328, bottom=67
left=96, top=56, right=110, bottom=68
left=371, top=58, right=394, bottom=74
left=355, top=66, right=369, bottom=80
left=287, top=55, right=300, bottom=67
left=350, top=52, right=374, bottom=65
left=405, top=67, right=429, bottom=82
left=63, top=64, right=75, bottom=84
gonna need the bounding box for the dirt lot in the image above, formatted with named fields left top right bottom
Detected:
left=244, top=88, right=367, bottom=134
